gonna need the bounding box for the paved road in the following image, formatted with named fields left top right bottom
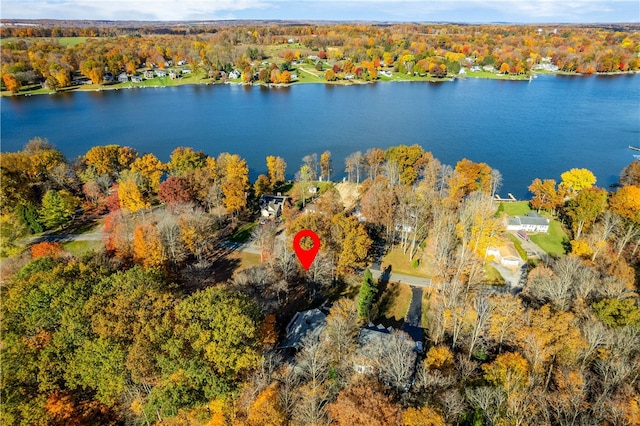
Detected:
left=369, top=268, right=432, bottom=288
left=25, top=226, right=104, bottom=244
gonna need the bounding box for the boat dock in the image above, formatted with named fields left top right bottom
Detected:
left=494, top=193, right=518, bottom=202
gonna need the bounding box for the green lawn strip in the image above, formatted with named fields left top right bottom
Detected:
left=500, top=201, right=531, bottom=216
left=381, top=247, right=429, bottom=277
left=464, top=71, right=530, bottom=80
left=229, top=222, right=257, bottom=243
left=530, top=220, right=568, bottom=257
left=62, top=240, right=104, bottom=257
left=229, top=251, right=261, bottom=270
left=506, top=234, right=528, bottom=261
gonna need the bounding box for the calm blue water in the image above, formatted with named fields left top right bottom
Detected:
left=2, top=74, right=639, bottom=199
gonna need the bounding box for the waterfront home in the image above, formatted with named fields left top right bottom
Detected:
left=117, top=73, right=129, bottom=83
left=259, top=194, right=289, bottom=218
left=506, top=212, right=550, bottom=233
left=144, top=70, right=154, bottom=79
left=131, top=75, right=143, bottom=83
left=155, top=70, right=167, bottom=77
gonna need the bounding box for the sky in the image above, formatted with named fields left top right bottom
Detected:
left=1, top=0, right=638, bottom=23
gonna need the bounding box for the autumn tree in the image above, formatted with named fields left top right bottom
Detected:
left=158, top=176, right=193, bottom=208
left=168, top=146, right=206, bottom=176
left=219, top=153, right=249, bottom=213
left=132, top=222, right=165, bottom=269
left=30, top=241, right=64, bottom=259
left=130, top=153, right=165, bottom=195
left=609, top=185, right=640, bottom=223
left=3, top=73, right=21, bottom=93
left=529, top=178, right=564, bottom=213
left=117, top=172, right=149, bottom=214
left=320, top=150, right=332, bottom=181
left=247, top=382, right=287, bottom=426
left=266, top=155, right=287, bottom=188
left=84, top=145, right=138, bottom=178
left=620, top=160, right=640, bottom=186
left=327, top=377, right=401, bottom=426
left=560, top=167, right=597, bottom=194
left=565, top=186, right=608, bottom=239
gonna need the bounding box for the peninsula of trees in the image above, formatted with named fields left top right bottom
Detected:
left=1, top=138, right=639, bottom=425
left=1, top=21, right=639, bottom=94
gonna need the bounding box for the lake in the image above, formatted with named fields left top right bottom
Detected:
left=2, top=74, right=639, bottom=199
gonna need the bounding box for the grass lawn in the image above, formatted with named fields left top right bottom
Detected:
left=465, top=71, right=531, bottom=80
left=228, top=251, right=261, bottom=271
left=63, top=240, right=104, bottom=257
left=229, top=222, right=257, bottom=243
left=375, top=282, right=412, bottom=324
left=500, top=201, right=531, bottom=216
left=381, top=247, right=429, bottom=277
left=484, top=263, right=506, bottom=285
left=530, top=220, right=569, bottom=257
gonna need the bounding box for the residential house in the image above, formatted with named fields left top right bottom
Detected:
left=280, top=308, right=328, bottom=352
left=144, top=70, right=155, bottom=79
left=103, top=73, right=114, bottom=82
left=181, top=68, right=192, bottom=74
left=177, top=60, right=187, bottom=66
left=487, top=243, right=522, bottom=268
left=506, top=212, right=550, bottom=233
left=259, top=194, right=289, bottom=218
left=155, top=70, right=167, bottom=77
left=353, top=324, right=419, bottom=376
left=169, top=70, right=178, bottom=79
left=131, top=75, right=143, bottom=83
left=228, top=70, right=241, bottom=79
left=117, top=73, right=129, bottom=83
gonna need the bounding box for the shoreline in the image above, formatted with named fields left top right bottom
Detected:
left=2, top=70, right=637, bottom=98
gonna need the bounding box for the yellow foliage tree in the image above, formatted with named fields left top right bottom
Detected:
left=424, top=345, right=454, bottom=371
left=402, top=405, right=447, bottom=426
left=609, top=185, right=640, bottom=223
left=266, top=155, right=286, bottom=187
left=118, top=173, right=149, bottom=213
left=247, top=382, right=287, bottom=426
left=133, top=222, right=165, bottom=269
left=560, top=168, right=596, bottom=194
left=219, top=153, right=249, bottom=213
left=483, top=351, right=530, bottom=393
left=130, top=153, right=165, bottom=194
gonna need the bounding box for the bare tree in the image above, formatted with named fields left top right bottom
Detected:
left=374, top=330, right=417, bottom=393
left=269, top=240, right=297, bottom=281
left=467, top=297, right=492, bottom=360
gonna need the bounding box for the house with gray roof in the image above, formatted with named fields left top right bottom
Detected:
left=506, top=212, right=550, bottom=233
left=280, top=308, right=327, bottom=352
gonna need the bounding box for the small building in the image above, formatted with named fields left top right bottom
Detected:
left=169, top=70, right=178, bottom=79
left=144, top=70, right=155, bottom=79
left=228, top=70, right=241, bottom=79
left=131, top=75, right=143, bottom=83
left=103, top=73, right=114, bottom=82
left=259, top=194, right=289, bottom=218
left=280, top=308, right=328, bottom=352
left=155, top=70, right=167, bottom=77
left=181, top=68, right=192, bottom=74
left=117, top=73, right=129, bottom=83
left=487, top=244, right=522, bottom=268
left=177, top=60, right=187, bottom=66
left=507, top=212, right=550, bottom=233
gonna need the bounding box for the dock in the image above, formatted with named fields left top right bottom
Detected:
left=629, top=145, right=640, bottom=152
left=494, top=193, right=518, bottom=202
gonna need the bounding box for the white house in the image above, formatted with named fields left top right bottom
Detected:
left=506, top=212, right=550, bottom=233
left=117, top=72, right=129, bottom=83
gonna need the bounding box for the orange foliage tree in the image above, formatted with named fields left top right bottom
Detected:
left=31, top=241, right=64, bottom=259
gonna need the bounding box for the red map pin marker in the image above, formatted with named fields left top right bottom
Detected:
left=293, top=229, right=321, bottom=270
